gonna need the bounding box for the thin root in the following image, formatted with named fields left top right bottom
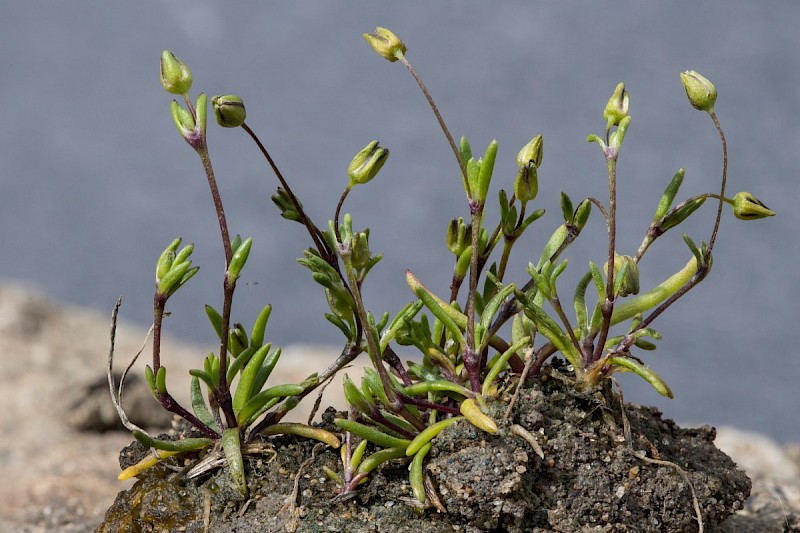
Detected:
left=509, top=424, right=545, bottom=459
left=504, top=346, right=534, bottom=421
left=615, top=380, right=704, bottom=533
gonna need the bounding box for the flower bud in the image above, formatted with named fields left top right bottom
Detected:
left=731, top=192, right=775, bottom=220
left=446, top=217, right=470, bottom=256
left=514, top=166, right=538, bottom=204
left=517, top=135, right=543, bottom=170
left=271, top=187, right=303, bottom=223
left=679, top=70, right=717, bottom=113
left=603, top=83, right=629, bottom=126
left=604, top=253, right=640, bottom=297
left=363, top=27, right=407, bottom=62
left=160, top=50, right=192, bottom=95
left=348, top=141, right=389, bottom=187
left=212, top=95, right=246, bottom=128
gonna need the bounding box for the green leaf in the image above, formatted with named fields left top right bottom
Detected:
left=518, top=208, right=546, bottom=234
left=155, top=366, right=167, bottom=394
left=250, top=347, right=283, bottom=401
left=409, top=442, right=432, bottom=504
left=132, top=430, right=213, bottom=453
left=573, top=270, right=592, bottom=336
left=250, top=304, right=272, bottom=348
left=221, top=428, right=247, bottom=498
left=683, top=234, right=704, bottom=266
left=401, top=380, right=472, bottom=398
left=560, top=192, right=574, bottom=224
left=144, top=365, right=157, bottom=396
left=537, top=225, right=568, bottom=269
left=478, top=280, right=516, bottom=350
left=205, top=305, right=223, bottom=340
left=476, top=139, right=498, bottom=202
left=653, top=168, right=685, bottom=222
left=459, top=136, right=473, bottom=168
left=588, top=262, right=606, bottom=332
left=325, top=313, right=354, bottom=341
left=482, top=336, right=530, bottom=396
left=262, top=423, right=340, bottom=448
left=226, top=346, right=255, bottom=384
left=523, top=303, right=582, bottom=371
left=237, top=383, right=305, bottom=426
left=344, top=375, right=373, bottom=415
left=232, top=343, right=272, bottom=414
left=356, top=447, right=407, bottom=476
left=608, top=356, right=673, bottom=398
left=406, top=270, right=465, bottom=346
left=189, top=368, right=215, bottom=389
left=406, top=416, right=462, bottom=456
left=190, top=376, right=217, bottom=430
left=334, top=419, right=411, bottom=450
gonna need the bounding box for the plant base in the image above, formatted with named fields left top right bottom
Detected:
left=99, top=364, right=750, bottom=532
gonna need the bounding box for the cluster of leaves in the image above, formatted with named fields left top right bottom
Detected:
left=111, top=28, right=773, bottom=508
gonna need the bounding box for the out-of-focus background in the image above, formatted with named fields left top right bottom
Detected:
left=1, top=3, right=797, bottom=441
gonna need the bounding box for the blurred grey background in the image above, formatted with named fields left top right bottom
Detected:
left=1, top=2, right=797, bottom=441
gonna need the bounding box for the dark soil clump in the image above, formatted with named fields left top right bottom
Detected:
left=99, top=365, right=750, bottom=532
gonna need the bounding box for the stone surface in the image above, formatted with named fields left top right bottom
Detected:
left=0, top=281, right=797, bottom=531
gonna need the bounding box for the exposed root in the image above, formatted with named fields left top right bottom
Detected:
left=424, top=471, right=446, bottom=513
left=509, top=423, right=545, bottom=459
left=504, top=346, right=534, bottom=421
left=616, top=381, right=704, bottom=532
left=308, top=373, right=336, bottom=425
left=270, top=443, right=324, bottom=533
left=202, top=489, right=211, bottom=533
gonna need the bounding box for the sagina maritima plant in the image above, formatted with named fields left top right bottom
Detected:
left=109, top=27, right=774, bottom=506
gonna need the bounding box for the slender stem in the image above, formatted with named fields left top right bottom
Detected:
left=587, top=197, right=610, bottom=224
left=152, top=295, right=166, bottom=374
left=593, top=158, right=618, bottom=363
left=464, top=205, right=483, bottom=392
left=192, top=141, right=237, bottom=428
left=399, top=394, right=461, bottom=416
left=549, top=294, right=582, bottom=357
left=496, top=240, right=514, bottom=283
left=334, top=187, right=352, bottom=242
left=241, top=123, right=330, bottom=260
left=342, top=254, right=424, bottom=430
left=216, top=276, right=237, bottom=428
left=197, top=145, right=232, bottom=264
left=398, top=56, right=468, bottom=193
left=152, top=296, right=220, bottom=439
left=707, top=112, right=728, bottom=253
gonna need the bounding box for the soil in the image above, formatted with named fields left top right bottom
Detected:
left=98, top=363, right=753, bottom=532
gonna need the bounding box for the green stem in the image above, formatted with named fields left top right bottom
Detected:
left=343, top=255, right=424, bottom=429
left=592, top=157, right=618, bottom=363
left=464, top=206, right=483, bottom=392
